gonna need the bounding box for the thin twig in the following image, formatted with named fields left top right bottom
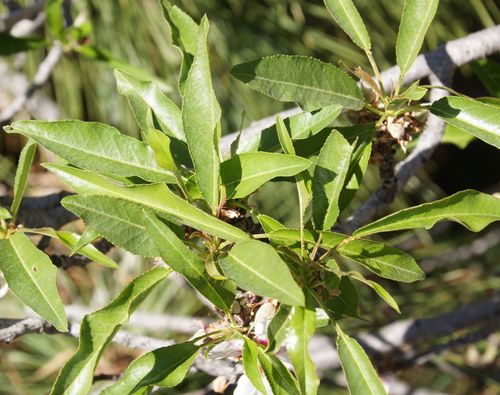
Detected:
left=342, top=72, right=452, bottom=233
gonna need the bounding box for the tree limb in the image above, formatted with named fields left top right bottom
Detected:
left=0, top=41, right=63, bottom=128
left=0, top=0, right=45, bottom=32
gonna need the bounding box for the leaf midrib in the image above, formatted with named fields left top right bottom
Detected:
left=224, top=162, right=308, bottom=188
left=24, top=129, right=169, bottom=177
left=149, top=217, right=229, bottom=310
left=341, top=336, right=384, bottom=394
left=358, top=211, right=497, bottom=236
left=398, top=1, right=437, bottom=73
left=232, top=72, right=362, bottom=104
left=337, top=0, right=369, bottom=49
left=228, top=253, right=301, bottom=305
left=9, top=237, right=63, bottom=326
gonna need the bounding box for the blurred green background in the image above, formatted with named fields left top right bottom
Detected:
left=0, top=0, right=499, bottom=394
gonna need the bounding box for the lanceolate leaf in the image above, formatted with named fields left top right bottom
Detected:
left=221, top=152, right=311, bottom=199
left=45, top=164, right=250, bottom=242
left=396, top=0, right=439, bottom=79
left=115, top=69, right=185, bottom=141
left=242, top=338, right=268, bottom=394
left=24, top=227, right=118, bottom=269
left=231, top=55, right=364, bottom=111
left=62, top=195, right=160, bottom=257
left=45, top=0, right=64, bottom=38
left=101, top=342, right=199, bottom=395
left=11, top=140, right=36, bottom=219
left=276, top=115, right=295, bottom=155
left=312, top=130, right=354, bottom=230
left=288, top=296, right=320, bottom=395
left=0, top=207, right=11, bottom=220
left=0, top=33, right=47, bottom=55
left=51, top=267, right=170, bottom=395
left=323, top=0, right=371, bottom=50
left=430, top=96, right=500, bottom=149
left=143, top=211, right=235, bottom=312
left=237, top=105, right=342, bottom=154
left=182, top=17, right=221, bottom=211
left=351, top=273, right=400, bottom=313
left=337, top=328, right=387, bottom=395
left=338, top=137, right=372, bottom=212
left=0, top=232, right=67, bottom=332
left=221, top=240, right=304, bottom=306
left=266, top=305, right=292, bottom=354
left=355, top=190, right=500, bottom=238
left=6, top=120, right=176, bottom=184
left=267, top=229, right=424, bottom=282
left=258, top=348, right=301, bottom=395
left=160, top=0, right=198, bottom=55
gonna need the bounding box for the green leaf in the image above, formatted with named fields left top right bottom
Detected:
left=430, top=96, right=500, bottom=149
left=316, top=273, right=359, bottom=319
left=242, top=339, right=268, bottom=394
left=68, top=228, right=99, bottom=256
left=258, top=214, right=286, bottom=234
left=288, top=296, right=319, bottom=395
left=0, top=207, right=11, bottom=220
left=0, top=33, right=47, bottom=55
left=258, top=348, right=301, bottom=395
left=237, top=106, right=342, bottom=154
left=160, top=0, right=197, bottom=95
left=147, top=129, right=176, bottom=171
left=182, top=17, right=221, bottom=212
left=143, top=210, right=235, bottom=312
left=266, top=305, right=292, bottom=354
left=23, top=227, right=118, bottom=269
left=312, top=130, right=354, bottom=230
left=396, top=0, right=439, bottom=79
left=337, top=328, right=387, bottom=395
left=337, top=239, right=424, bottom=283
left=0, top=232, right=67, bottom=331
left=231, top=55, right=364, bottom=111
left=51, top=267, right=170, bottom=395
left=160, top=0, right=198, bottom=55
left=399, top=81, right=428, bottom=101
left=6, top=120, right=176, bottom=183
left=276, top=115, right=295, bottom=155
left=355, top=190, right=500, bottom=237
left=45, top=164, right=250, bottom=243
left=62, top=195, right=160, bottom=257
left=115, top=69, right=185, bottom=142
left=45, top=0, right=64, bottom=38
left=350, top=273, right=400, bottom=313
left=267, top=229, right=424, bottom=283
left=338, top=137, right=372, bottom=212
left=55, top=231, right=118, bottom=269
left=221, top=240, right=304, bottom=306
left=221, top=153, right=311, bottom=199
left=101, top=342, right=199, bottom=395
left=11, top=140, right=36, bottom=219
left=323, top=0, right=371, bottom=50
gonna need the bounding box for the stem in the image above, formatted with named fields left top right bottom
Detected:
left=363, top=103, right=384, bottom=116
left=365, top=50, right=387, bottom=99
left=420, top=84, right=468, bottom=98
